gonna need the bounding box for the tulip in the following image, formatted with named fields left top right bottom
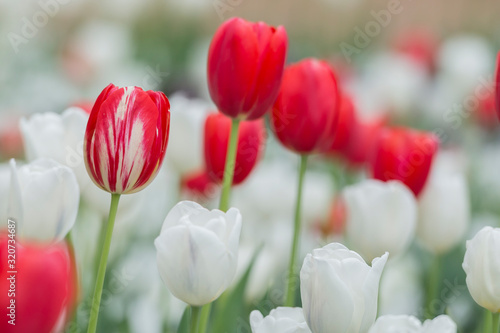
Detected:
left=496, top=52, right=500, bottom=119
left=463, top=226, right=500, bottom=313
left=9, top=158, right=79, bottom=243
left=20, top=107, right=90, bottom=190
left=207, top=17, right=287, bottom=120
left=180, top=169, right=218, bottom=202
left=371, top=127, right=439, bottom=196
left=328, top=93, right=357, bottom=154
left=343, top=116, right=385, bottom=167
left=417, top=158, right=470, bottom=255
left=250, top=307, right=312, bottom=333
left=343, top=179, right=417, bottom=262
left=204, top=112, right=265, bottom=185
left=300, top=243, right=388, bottom=333
left=84, top=83, right=170, bottom=194
left=368, top=315, right=457, bottom=333
left=0, top=233, right=77, bottom=333
left=155, top=201, right=242, bottom=306
left=271, top=58, right=340, bottom=154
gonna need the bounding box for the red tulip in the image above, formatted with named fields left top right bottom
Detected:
left=371, top=127, right=439, bottom=196
left=271, top=58, right=340, bottom=154
left=474, top=88, right=497, bottom=130
left=343, top=116, right=386, bottom=167
left=84, top=83, right=170, bottom=194
left=207, top=17, right=288, bottom=120
left=328, top=93, right=357, bottom=153
left=495, top=52, right=500, bottom=119
left=204, top=113, right=265, bottom=185
left=0, top=234, right=76, bottom=333
left=318, top=196, right=347, bottom=238
left=180, top=169, right=218, bottom=201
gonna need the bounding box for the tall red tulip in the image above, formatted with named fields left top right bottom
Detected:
left=0, top=234, right=76, bottom=333
left=271, top=58, right=340, bottom=154
left=328, top=93, right=357, bottom=153
left=344, top=116, right=386, bottom=167
left=371, top=127, right=439, bottom=196
left=495, top=52, right=500, bottom=119
left=84, top=83, right=170, bottom=194
left=204, top=112, right=265, bottom=185
left=207, top=17, right=288, bottom=120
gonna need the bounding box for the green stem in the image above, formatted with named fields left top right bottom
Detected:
left=219, top=118, right=241, bottom=212
left=190, top=306, right=201, bottom=333
left=425, top=254, right=442, bottom=319
left=87, top=193, right=121, bottom=333
left=197, top=303, right=211, bottom=333
left=492, top=312, right=500, bottom=333
left=285, top=154, right=308, bottom=307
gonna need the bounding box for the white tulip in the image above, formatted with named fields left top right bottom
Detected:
left=368, top=314, right=457, bottom=333
left=250, top=307, right=311, bottom=333
left=417, top=160, right=470, bottom=254
left=300, top=243, right=388, bottom=333
left=343, top=179, right=417, bottom=261
left=463, top=226, right=500, bottom=312
left=9, top=158, right=79, bottom=242
left=20, top=107, right=91, bottom=190
left=154, top=201, right=242, bottom=306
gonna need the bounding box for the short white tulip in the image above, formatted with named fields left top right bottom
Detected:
left=368, top=314, right=457, bottom=333
left=250, top=307, right=311, bottom=333
left=343, top=179, right=417, bottom=261
left=154, top=201, right=242, bottom=306
left=9, top=158, right=79, bottom=242
left=300, top=243, right=388, bottom=333
left=463, top=226, right=500, bottom=312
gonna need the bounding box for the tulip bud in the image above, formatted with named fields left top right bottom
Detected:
left=20, top=107, right=90, bottom=190
left=371, top=127, right=439, bottom=196
left=463, top=226, right=500, bottom=313
left=343, top=179, right=417, bottom=262
left=495, top=52, right=500, bottom=119
left=417, top=157, right=470, bottom=254
left=250, top=307, right=312, bottom=333
left=204, top=112, right=265, bottom=185
left=368, top=315, right=457, bottom=333
left=0, top=234, right=77, bottom=333
left=155, top=201, right=242, bottom=306
left=84, top=83, right=170, bottom=194
left=9, top=158, right=79, bottom=243
left=271, top=58, right=340, bottom=154
left=300, top=243, right=388, bottom=333
left=207, top=17, right=288, bottom=120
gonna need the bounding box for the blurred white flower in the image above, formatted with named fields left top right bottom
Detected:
left=155, top=201, right=242, bottom=306
left=417, top=154, right=470, bottom=254
left=343, top=179, right=417, bottom=261
left=463, top=226, right=500, bottom=313
left=300, top=243, right=388, bottom=333
left=368, top=314, right=457, bottom=333
left=250, top=307, right=312, bottom=333
left=9, top=158, right=79, bottom=242
left=20, top=107, right=90, bottom=190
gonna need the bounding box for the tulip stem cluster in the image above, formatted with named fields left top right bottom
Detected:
left=492, top=312, right=500, bottom=333
left=285, top=154, right=308, bottom=307
left=87, top=193, right=121, bottom=333
left=219, top=118, right=241, bottom=212
left=197, top=303, right=211, bottom=333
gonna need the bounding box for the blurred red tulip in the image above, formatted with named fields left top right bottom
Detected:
left=343, top=116, right=386, bottom=167
left=204, top=113, right=265, bottom=185
left=84, top=83, right=170, bottom=194
left=318, top=196, right=347, bottom=237
left=371, top=127, right=439, bottom=196
left=474, top=89, right=497, bottom=130
left=181, top=169, right=218, bottom=201
left=328, top=94, right=357, bottom=153
left=393, top=29, right=438, bottom=74
left=207, top=17, right=288, bottom=120
left=0, top=234, right=76, bottom=333
left=271, top=58, right=340, bottom=154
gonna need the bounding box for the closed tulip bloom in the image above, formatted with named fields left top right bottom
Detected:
left=417, top=161, right=470, bottom=254
left=463, top=226, right=500, bottom=312
left=0, top=234, right=77, bottom=333
left=84, top=83, right=170, bottom=194
left=368, top=315, right=457, bottom=333
left=250, top=307, right=312, bottom=333
left=204, top=112, right=265, bottom=185
left=328, top=94, right=357, bottom=154
left=371, top=127, right=439, bottom=196
left=155, top=201, right=242, bottom=306
left=300, top=243, right=388, bottom=333
left=343, top=179, right=417, bottom=262
left=207, top=17, right=288, bottom=120
left=343, top=116, right=385, bottom=167
left=9, top=158, right=79, bottom=243
left=271, top=59, right=340, bottom=154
